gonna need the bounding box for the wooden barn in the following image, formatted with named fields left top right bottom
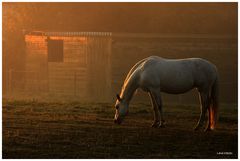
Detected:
left=24, top=31, right=112, bottom=101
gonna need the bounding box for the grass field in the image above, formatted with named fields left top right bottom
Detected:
left=2, top=100, right=238, bottom=159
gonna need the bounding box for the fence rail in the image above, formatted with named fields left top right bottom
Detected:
left=3, top=69, right=237, bottom=104
left=3, top=70, right=88, bottom=100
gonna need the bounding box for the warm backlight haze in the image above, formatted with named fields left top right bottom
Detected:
left=2, top=2, right=238, bottom=159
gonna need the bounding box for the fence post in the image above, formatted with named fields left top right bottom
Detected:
left=74, top=71, right=77, bottom=97
left=8, top=69, right=13, bottom=97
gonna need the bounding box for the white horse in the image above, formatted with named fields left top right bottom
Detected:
left=114, top=56, right=219, bottom=131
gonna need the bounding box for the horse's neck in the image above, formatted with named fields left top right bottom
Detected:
left=120, top=71, right=139, bottom=104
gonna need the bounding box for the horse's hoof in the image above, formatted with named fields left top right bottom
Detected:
left=158, top=124, right=165, bottom=128
left=151, top=124, right=157, bottom=128
left=204, top=127, right=213, bottom=132
left=151, top=123, right=159, bottom=128
left=158, top=120, right=166, bottom=128
left=194, top=126, right=200, bottom=131
left=151, top=121, right=160, bottom=128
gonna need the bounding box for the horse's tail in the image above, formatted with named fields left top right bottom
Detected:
left=209, top=76, right=219, bottom=130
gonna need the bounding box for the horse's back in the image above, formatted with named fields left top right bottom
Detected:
left=138, top=56, right=218, bottom=93
left=142, top=56, right=217, bottom=78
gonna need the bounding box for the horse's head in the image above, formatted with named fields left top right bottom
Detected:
left=114, top=94, right=129, bottom=124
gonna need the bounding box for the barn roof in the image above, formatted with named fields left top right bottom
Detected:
left=26, top=31, right=112, bottom=37
left=25, top=31, right=236, bottom=40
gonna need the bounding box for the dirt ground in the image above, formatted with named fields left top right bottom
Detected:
left=2, top=100, right=238, bottom=159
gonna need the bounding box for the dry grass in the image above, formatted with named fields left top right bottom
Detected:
left=2, top=100, right=237, bottom=158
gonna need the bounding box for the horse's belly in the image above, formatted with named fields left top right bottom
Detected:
left=160, top=81, right=194, bottom=94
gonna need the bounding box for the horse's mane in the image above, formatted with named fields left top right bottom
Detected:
left=124, top=58, right=147, bottom=84
left=119, top=58, right=147, bottom=97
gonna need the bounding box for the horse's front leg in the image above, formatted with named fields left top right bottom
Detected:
left=148, top=92, right=160, bottom=127
left=155, top=92, right=165, bottom=128
left=150, top=89, right=165, bottom=128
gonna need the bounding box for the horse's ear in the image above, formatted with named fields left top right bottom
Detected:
left=116, top=94, right=121, bottom=101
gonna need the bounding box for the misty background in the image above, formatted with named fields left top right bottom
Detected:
left=2, top=2, right=238, bottom=104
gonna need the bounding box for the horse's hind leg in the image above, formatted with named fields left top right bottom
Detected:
left=205, top=106, right=212, bottom=131
left=205, top=95, right=213, bottom=131
left=194, top=91, right=208, bottom=131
